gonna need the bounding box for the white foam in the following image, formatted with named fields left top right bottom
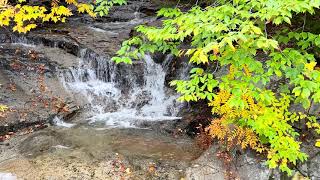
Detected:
left=53, top=116, right=75, bottom=128
left=0, top=173, right=17, bottom=180
left=12, top=43, right=36, bottom=48
left=0, top=43, right=36, bottom=48
left=52, top=145, right=70, bottom=149
left=89, top=26, right=106, bottom=32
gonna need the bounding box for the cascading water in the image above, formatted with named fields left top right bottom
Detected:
left=4, top=32, right=185, bottom=128
left=61, top=49, right=182, bottom=128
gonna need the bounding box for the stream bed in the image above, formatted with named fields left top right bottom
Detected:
left=0, top=123, right=203, bottom=179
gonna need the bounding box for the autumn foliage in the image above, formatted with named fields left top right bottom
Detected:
left=0, top=0, right=95, bottom=33
left=114, top=0, right=320, bottom=175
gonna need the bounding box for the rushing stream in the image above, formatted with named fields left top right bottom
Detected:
left=0, top=41, right=201, bottom=179
left=61, top=48, right=183, bottom=128
left=0, top=8, right=202, bottom=178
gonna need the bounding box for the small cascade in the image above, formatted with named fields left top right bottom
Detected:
left=140, top=55, right=179, bottom=117
left=4, top=34, right=185, bottom=128
left=61, top=49, right=182, bottom=128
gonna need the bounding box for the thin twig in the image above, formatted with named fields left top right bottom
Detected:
left=294, top=165, right=308, bottom=178
left=213, top=60, right=219, bottom=73
left=306, top=97, right=314, bottom=115
left=264, top=22, right=268, bottom=38
left=175, top=0, right=180, bottom=8
left=302, top=13, right=307, bottom=32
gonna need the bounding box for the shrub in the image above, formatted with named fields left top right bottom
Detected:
left=113, top=0, right=320, bottom=175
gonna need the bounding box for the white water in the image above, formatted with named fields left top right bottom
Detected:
left=53, top=116, right=75, bottom=128
left=0, top=173, right=17, bottom=180
left=61, top=50, right=182, bottom=128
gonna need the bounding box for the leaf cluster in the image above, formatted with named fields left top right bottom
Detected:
left=0, top=0, right=96, bottom=33
left=94, top=0, right=126, bottom=17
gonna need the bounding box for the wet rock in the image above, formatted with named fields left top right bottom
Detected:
left=18, top=130, right=65, bottom=157
left=164, top=55, right=193, bottom=87
left=0, top=43, right=81, bottom=135
left=0, top=30, right=11, bottom=43
left=236, top=152, right=275, bottom=180
left=152, top=52, right=167, bottom=64
left=96, top=0, right=159, bottom=22
left=114, top=61, right=146, bottom=88
left=133, top=91, right=152, bottom=109
left=138, top=119, right=179, bottom=134
left=298, top=143, right=320, bottom=180
left=185, top=145, right=225, bottom=180
left=185, top=145, right=278, bottom=180
left=305, top=154, right=320, bottom=179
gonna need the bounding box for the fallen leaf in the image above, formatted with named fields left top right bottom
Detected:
left=125, top=168, right=131, bottom=174
left=316, top=139, right=320, bottom=148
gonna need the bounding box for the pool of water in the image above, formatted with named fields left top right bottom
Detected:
left=0, top=124, right=203, bottom=179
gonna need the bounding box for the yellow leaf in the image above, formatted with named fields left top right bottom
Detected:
left=76, top=3, right=95, bottom=17
left=199, top=52, right=208, bottom=63
left=252, top=26, right=262, bottom=35
left=316, top=139, right=320, bottom=148
left=305, top=61, right=317, bottom=71
left=212, top=44, right=219, bottom=55
left=0, top=104, right=8, bottom=112
left=226, top=39, right=235, bottom=52
left=125, top=168, right=132, bottom=174
left=0, top=0, right=8, bottom=6
left=65, top=0, right=77, bottom=5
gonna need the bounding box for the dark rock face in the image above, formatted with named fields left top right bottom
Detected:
left=0, top=0, right=165, bottom=135
left=0, top=44, right=80, bottom=136
left=164, top=55, right=193, bottom=86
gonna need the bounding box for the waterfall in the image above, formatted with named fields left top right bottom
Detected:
left=61, top=49, right=182, bottom=128
left=5, top=36, right=184, bottom=128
